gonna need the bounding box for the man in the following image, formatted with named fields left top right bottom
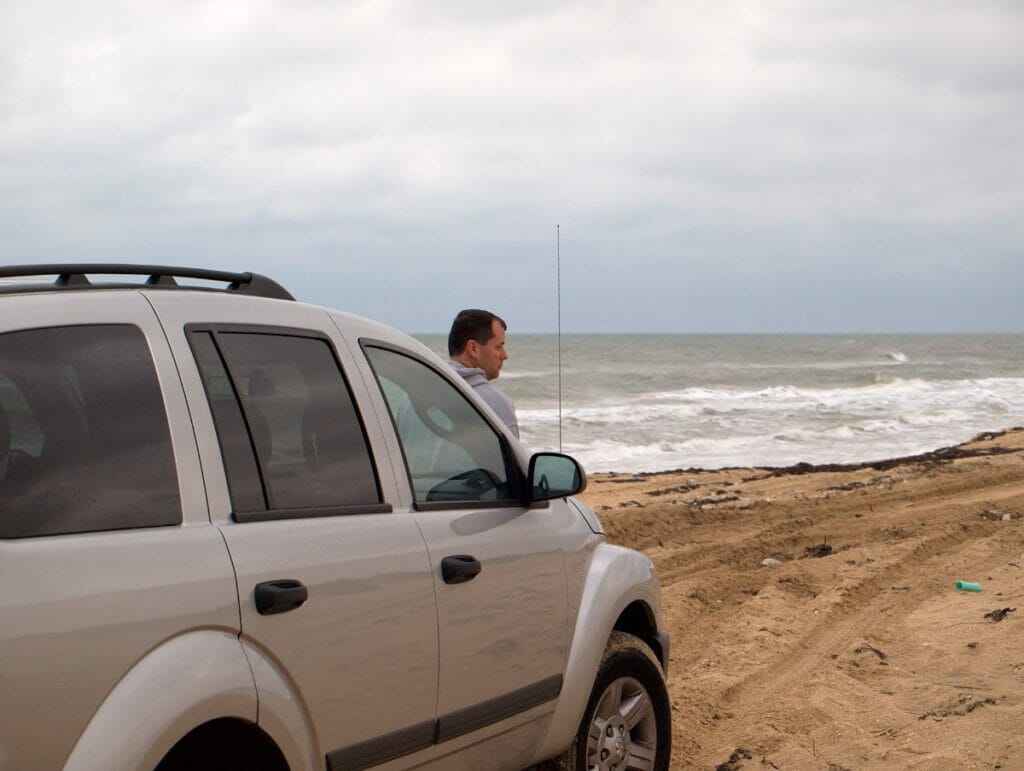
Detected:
left=447, top=308, right=519, bottom=438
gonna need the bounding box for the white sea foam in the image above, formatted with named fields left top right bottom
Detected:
left=496, top=369, right=551, bottom=380
left=519, top=375, right=1024, bottom=472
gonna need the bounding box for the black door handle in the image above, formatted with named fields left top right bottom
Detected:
left=254, top=579, right=309, bottom=615
left=441, top=555, right=482, bottom=585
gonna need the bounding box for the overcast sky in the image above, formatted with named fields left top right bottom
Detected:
left=2, top=1, right=1022, bottom=333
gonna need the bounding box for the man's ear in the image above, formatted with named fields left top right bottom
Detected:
left=464, top=339, right=479, bottom=360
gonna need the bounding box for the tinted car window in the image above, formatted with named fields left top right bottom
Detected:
left=0, top=325, right=181, bottom=538
left=189, top=333, right=266, bottom=514
left=364, top=345, right=514, bottom=505
left=190, top=329, right=384, bottom=519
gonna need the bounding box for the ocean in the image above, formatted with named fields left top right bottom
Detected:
left=415, top=334, right=1024, bottom=474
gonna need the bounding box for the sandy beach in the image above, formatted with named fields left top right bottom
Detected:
left=579, top=427, right=1024, bottom=770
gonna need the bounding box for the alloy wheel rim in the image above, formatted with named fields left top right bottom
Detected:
left=585, top=675, right=658, bottom=771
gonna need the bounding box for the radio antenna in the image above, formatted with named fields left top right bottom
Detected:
left=556, top=224, right=563, bottom=452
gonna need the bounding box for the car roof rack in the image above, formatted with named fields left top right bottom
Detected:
left=0, top=264, right=295, bottom=301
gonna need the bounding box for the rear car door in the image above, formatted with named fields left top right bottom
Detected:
left=148, top=294, right=441, bottom=770
left=361, top=342, right=570, bottom=763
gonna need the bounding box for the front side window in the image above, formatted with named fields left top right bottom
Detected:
left=363, top=345, right=516, bottom=506
left=0, top=325, right=181, bottom=538
left=190, top=328, right=384, bottom=520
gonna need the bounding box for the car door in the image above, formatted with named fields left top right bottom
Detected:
left=149, top=295, right=441, bottom=770
left=361, top=342, right=569, bottom=759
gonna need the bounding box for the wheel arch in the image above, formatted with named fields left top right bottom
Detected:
left=613, top=599, right=669, bottom=673
left=61, top=629, right=259, bottom=771
left=529, top=543, right=667, bottom=764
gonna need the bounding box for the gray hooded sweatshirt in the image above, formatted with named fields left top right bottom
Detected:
left=448, top=360, right=519, bottom=439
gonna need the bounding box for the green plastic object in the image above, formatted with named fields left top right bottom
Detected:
left=956, top=580, right=982, bottom=592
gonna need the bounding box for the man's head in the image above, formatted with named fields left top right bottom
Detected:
left=448, top=309, right=508, bottom=380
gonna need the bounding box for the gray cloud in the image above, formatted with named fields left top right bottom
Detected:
left=1, top=0, right=1021, bottom=332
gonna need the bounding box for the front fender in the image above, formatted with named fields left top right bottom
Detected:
left=530, top=542, right=663, bottom=763
left=63, top=629, right=257, bottom=771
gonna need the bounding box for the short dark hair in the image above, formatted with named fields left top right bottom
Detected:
left=448, top=309, right=507, bottom=356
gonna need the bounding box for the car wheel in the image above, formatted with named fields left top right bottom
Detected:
left=567, top=630, right=671, bottom=771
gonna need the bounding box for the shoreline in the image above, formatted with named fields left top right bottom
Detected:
left=591, top=425, right=1024, bottom=480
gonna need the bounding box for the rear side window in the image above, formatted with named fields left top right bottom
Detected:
left=189, top=328, right=386, bottom=521
left=0, top=325, right=181, bottom=538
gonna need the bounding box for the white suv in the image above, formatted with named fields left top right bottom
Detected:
left=0, top=265, right=670, bottom=771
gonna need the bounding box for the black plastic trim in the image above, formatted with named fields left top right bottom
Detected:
left=656, top=630, right=672, bottom=674
left=0, top=264, right=294, bottom=300
left=324, top=674, right=562, bottom=770
left=440, top=554, right=482, bottom=584
left=253, top=579, right=308, bottom=615
left=435, top=673, right=563, bottom=744
left=413, top=498, right=519, bottom=512
left=186, top=322, right=328, bottom=338
left=233, top=502, right=393, bottom=523
left=325, top=720, right=435, bottom=771
left=203, top=330, right=276, bottom=509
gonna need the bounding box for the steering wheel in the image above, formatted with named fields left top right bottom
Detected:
left=426, top=467, right=503, bottom=501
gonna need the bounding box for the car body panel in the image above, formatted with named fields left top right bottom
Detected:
left=530, top=542, right=665, bottom=764
left=0, top=292, right=239, bottom=770
left=0, top=526, right=241, bottom=770
left=62, top=630, right=258, bottom=771
left=222, top=513, right=440, bottom=759
left=410, top=502, right=568, bottom=767
left=238, top=639, right=335, bottom=771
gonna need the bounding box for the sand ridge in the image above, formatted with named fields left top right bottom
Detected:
left=580, top=428, right=1024, bottom=769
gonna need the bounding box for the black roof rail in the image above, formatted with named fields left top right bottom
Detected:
left=0, top=264, right=294, bottom=301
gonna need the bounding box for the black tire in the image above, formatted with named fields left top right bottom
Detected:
left=154, top=719, right=289, bottom=771
left=564, top=631, right=672, bottom=771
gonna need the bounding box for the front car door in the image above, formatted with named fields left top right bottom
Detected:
left=361, top=342, right=570, bottom=766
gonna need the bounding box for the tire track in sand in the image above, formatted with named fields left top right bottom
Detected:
left=692, top=478, right=1024, bottom=764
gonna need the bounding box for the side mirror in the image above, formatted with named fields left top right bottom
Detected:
left=528, top=452, right=587, bottom=502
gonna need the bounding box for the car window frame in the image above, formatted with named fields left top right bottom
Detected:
left=359, top=339, right=526, bottom=512
left=187, top=323, right=391, bottom=523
